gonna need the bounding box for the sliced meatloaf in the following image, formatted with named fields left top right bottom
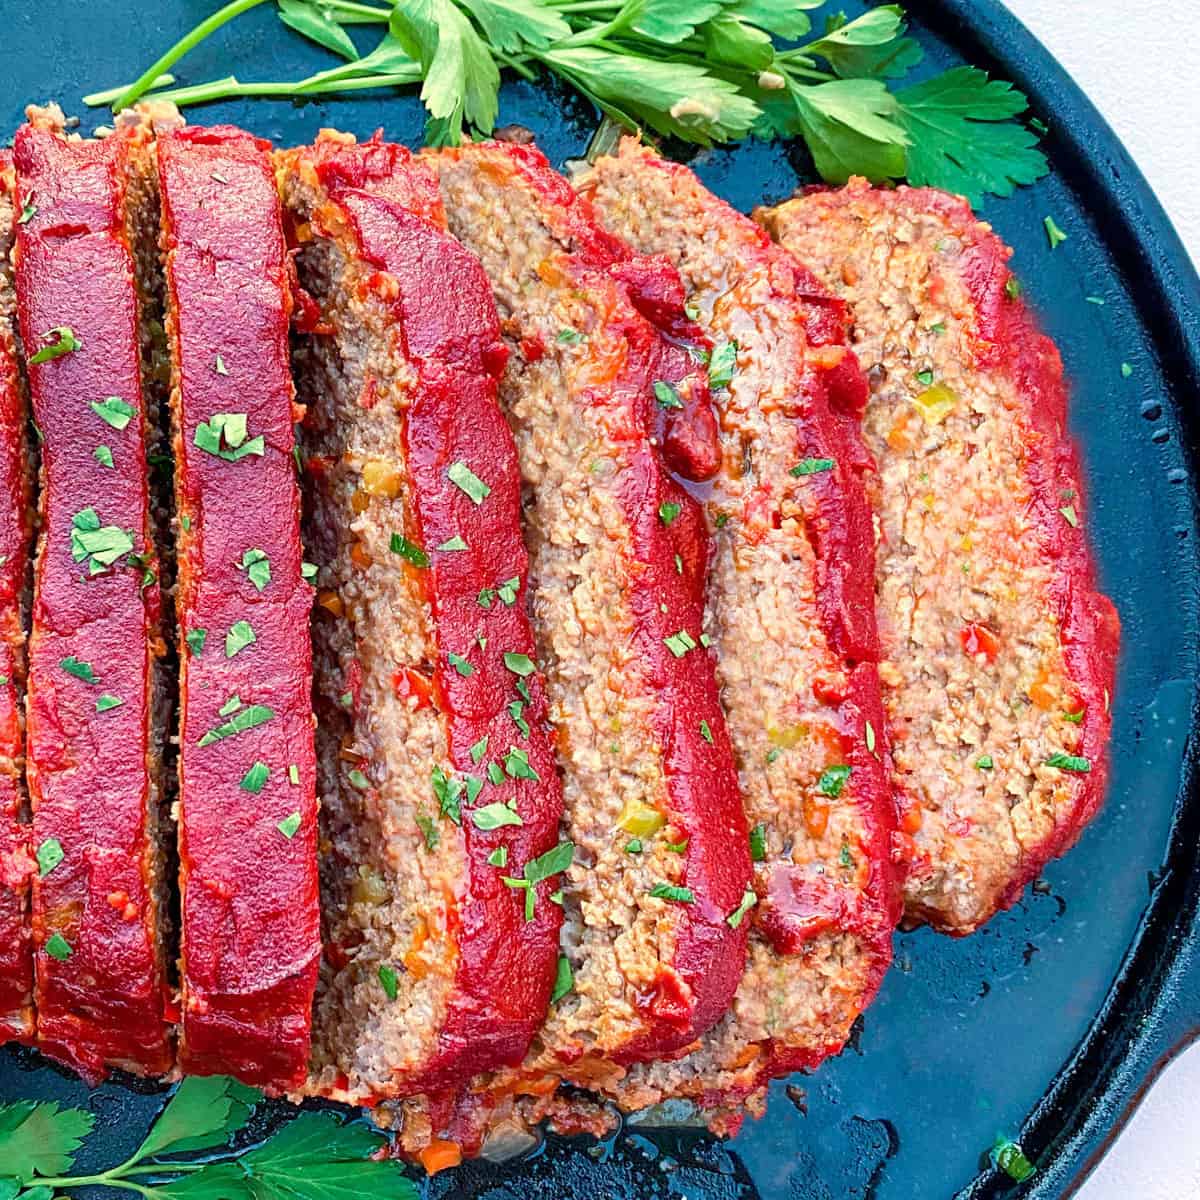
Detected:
left=278, top=132, right=565, bottom=1103
left=13, top=109, right=173, bottom=1077
left=158, top=125, right=320, bottom=1089
left=0, top=151, right=34, bottom=1046
left=578, top=141, right=900, bottom=1127
left=759, top=179, right=1120, bottom=934
left=420, top=140, right=751, bottom=1117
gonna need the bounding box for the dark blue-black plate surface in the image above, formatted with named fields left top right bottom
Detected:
left=3, top=2, right=1200, bottom=1196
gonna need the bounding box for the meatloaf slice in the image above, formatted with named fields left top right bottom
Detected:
left=14, top=109, right=173, bottom=1077
left=0, top=151, right=34, bottom=1046
left=422, top=141, right=751, bottom=1099
left=578, top=141, right=900, bottom=1127
left=759, top=179, right=1120, bottom=934
left=278, top=132, right=565, bottom=1104
left=157, top=125, right=320, bottom=1089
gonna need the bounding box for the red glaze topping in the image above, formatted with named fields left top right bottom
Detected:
left=462, top=141, right=752, bottom=1063
left=158, top=126, right=320, bottom=1090
left=0, top=151, right=34, bottom=1046
left=295, top=135, right=565, bottom=1093
left=14, top=123, right=171, bottom=1079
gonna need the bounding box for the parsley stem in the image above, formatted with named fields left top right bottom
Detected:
left=319, top=0, right=392, bottom=21
left=143, top=69, right=422, bottom=108
left=109, top=0, right=272, bottom=112
left=82, top=74, right=176, bottom=106
left=493, top=48, right=539, bottom=83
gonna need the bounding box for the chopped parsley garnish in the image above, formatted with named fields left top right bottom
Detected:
left=487, top=845, right=507, bottom=867
left=556, top=328, right=584, bottom=345
left=95, top=694, right=123, bottom=713
left=288, top=764, right=300, bottom=785
left=749, top=822, right=768, bottom=862
left=1044, top=215, right=1068, bottom=249
left=60, top=656, right=97, bottom=683
left=914, top=369, right=934, bottom=387
left=378, top=964, right=399, bottom=1000
left=301, top=561, right=317, bottom=582
left=348, top=769, right=370, bottom=790
left=416, top=813, right=440, bottom=851
left=238, top=547, right=271, bottom=591
left=199, top=703, right=274, bottom=746
left=865, top=720, right=877, bottom=755
left=448, top=460, right=490, bottom=504
left=277, top=811, right=302, bottom=840
left=432, top=765, right=463, bottom=824
left=225, top=619, right=256, bottom=658
left=665, top=838, right=688, bottom=854
left=839, top=843, right=854, bottom=869
left=551, top=955, right=574, bottom=1002
left=477, top=587, right=496, bottom=609
left=94, top=445, right=114, bottom=468
left=44, top=932, right=72, bottom=960
left=790, top=458, right=835, bottom=476
left=976, top=755, right=994, bottom=770
left=929, top=320, right=946, bottom=334
left=504, top=746, right=540, bottom=781
left=91, top=396, right=136, bottom=430
left=220, top=695, right=243, bottom=717
left=390, top=533, right=429, bottom=567
left=339, top=692, right=352, bottom=708
left=240, top=762, right=269, bottom=794
left=436, top=535, right=467, bottom=552
left=487, top=762, right=505, bottom=786
left=504, top=651, right=535, bottom=677
left=502, top=841, right=575, bottom=921
left=181, top=515, right=193, bottom=532
left=1045, top=752, right=1090, bottom=773
left=699, top=719, right=713, bottom=745
left=1086, top=295, right=1106, bottom=305
left=447, top=651, right=474, bottom=677
left=675, top=553, right=684, bottom=575
left=36, top=837, right=64, bottom=877
left=1121, top=362, right=1133, bottom=379
left=1059, top=504, right=1079, bottom=528
left=469, top=736, right=489, bottom=764
left=472, top=802, right=524, bottom=830
left=625, top=839, right=643, bottom=854
left=653, top=380, right=684, bottom=410
left=991, top=1135, right=1036, bottom=1183
left=71, top=508, right=134, bottom=574
left=817, top=765, right=852, bottom=799
left=214, top=353, right=229, bottom=375
left=508, top=699, right=530, bottom=737
left=664, top=630, right=697, bottom=658
left=708, top=340, right=738, bottom=390
left=186, top=628, right=207, bottom=656
left=659, top=501, right=681, bottom=526
left=497, top=576, right=520, bottom=605
left=29, top=326, right=81, bottom=365
left=1005, top=277, right=1022, bottom=301
left=726, top=887, right=757, bottom=929
left=195, top=413, right=265, bottom=462
left=649, top=882, right=694, bottom=904
left=17, top=197, right=36, bottom=225
left=1063, top=708, right=1085, bottom=724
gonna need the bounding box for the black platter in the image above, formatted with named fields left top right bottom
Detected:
left=2, top=1, right=1199, bottom=1195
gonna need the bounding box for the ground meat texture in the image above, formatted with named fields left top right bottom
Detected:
left=0, top=151, right=34, bottom=1045
left=14, top=111, right=173, bottom=1078
left=577, top=142, right=900, bottom=1127
left=157, top=125, right=320, bottom=1089
left=278, top=132, right=565, bottom=1104
left=758, top=179, right=1120, bottom=934
left=420, top=141, right=751, bottom=1118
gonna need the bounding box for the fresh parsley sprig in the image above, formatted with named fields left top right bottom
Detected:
left=89, top=0, right=1047, bottom=203
left=0, top=1076, right=417, bottom=1200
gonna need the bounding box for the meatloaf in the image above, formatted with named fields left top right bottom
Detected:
left=578, top=141, right=900, bottom=1127
left=421, top=140, right=751, bottom=1119
left=278, top=132, right=565, bottom=1104
left=759, top=179, right=1120, bottom=934
left=157, top=124, right=320, bottom=1088
left=13, top=108, right=173, bottom=1077
left=0, top=150, right=34, bottom=1046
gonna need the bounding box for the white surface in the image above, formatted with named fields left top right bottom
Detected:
left=1002, top=2, right=1200, bottom=1197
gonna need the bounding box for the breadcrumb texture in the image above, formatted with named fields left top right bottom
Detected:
left=580, top=140, right=899, bottom=1129
left=759, top=178, right=1119, bottom=934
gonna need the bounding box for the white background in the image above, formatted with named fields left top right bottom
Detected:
left=1003, top=2, right=1199, bottom=1197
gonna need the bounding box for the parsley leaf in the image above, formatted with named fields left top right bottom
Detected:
left=91, top=395, right=136, bottom=430
left=894, top=67, right=1049, bottom=205
left=0, top=1100, right=95, bottom=1182
left=195, top=412, right=266, bottom=463
left=29, top=326, right=81, bottom=365
left=134, top=1075, right=261, bottom=1159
